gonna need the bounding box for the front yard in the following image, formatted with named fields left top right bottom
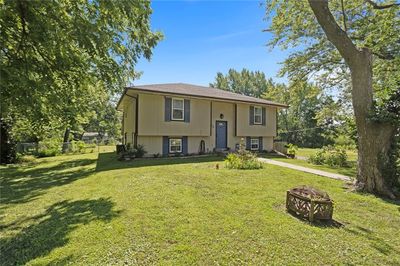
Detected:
left=1, top=151, right=399, bottom=265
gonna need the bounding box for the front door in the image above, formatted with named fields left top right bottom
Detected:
left=216, top=121, right=227, bottom=149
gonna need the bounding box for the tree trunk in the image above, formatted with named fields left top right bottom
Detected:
left=62, top=127, right=70, bottom=153
left=308, top=0, right=396, bottom=198
left=0, top=118, right=16, bottom=164
left=351, top=49, right=395, bottom=198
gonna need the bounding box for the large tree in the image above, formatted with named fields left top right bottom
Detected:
left=210, top=68, right=269, bottom=97
left=266, top=0, right=399, bottom=197
left=263, top=79, right=336, bottom=147
left=0, top=0, right=162, bottom=162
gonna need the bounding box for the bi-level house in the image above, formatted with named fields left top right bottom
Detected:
left=116, top=83, right=287, bottom=156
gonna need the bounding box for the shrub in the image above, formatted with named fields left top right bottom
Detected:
left=286, top=143, right=298, bottom=158
left=36, top=139, right=61, bottom=157
left=334, top=134, right=356, bottom=150
left=308, top=150, right=325, bottom=165
left=134, top=144, right=147, bottom=158
left=308, top=146, right=348, bottom=167
left=15, top=154, right=36, bottom=164
left=225, top=150, right=263, bottom=170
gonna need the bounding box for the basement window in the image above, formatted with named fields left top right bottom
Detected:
left=251, top=138, right=259, bottom=150
left=169, top=138, right=182, bottom=153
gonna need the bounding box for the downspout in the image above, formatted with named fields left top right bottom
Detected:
left=134, top=95, right=139, bottom=147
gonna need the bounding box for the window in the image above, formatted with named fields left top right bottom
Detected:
left=169, top=138, right=182, bottom=153
left=172, top=98, right=184, bottom=120
left=254, top=106, right=262, bottom=124
left=251, top=138, right=259, bottom=150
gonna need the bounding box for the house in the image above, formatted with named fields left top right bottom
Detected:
left=116, top=83, right=287, bottom=156
left=81, top=132, right=108, bottom=143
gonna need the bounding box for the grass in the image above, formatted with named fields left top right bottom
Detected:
left=297, top=147, right=358, bottom=161
left=268, top=156, right=358, bottom=178
left=270, top=148, right=359, bottom=178
left=1, top=151, right=399, bottom=265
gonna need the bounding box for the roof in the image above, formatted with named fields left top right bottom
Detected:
left=118, top=83, right=288, bottom=109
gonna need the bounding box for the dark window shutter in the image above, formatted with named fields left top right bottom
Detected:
left=246, top=137, right=251, bottom=150
left=249, top=106, right=254, bottom=125
left=182, top=136, right=188, bottom=154
left=165, top=97, right=171, bottom=122
left=162, top=136, right=169, bottom=155
left=184, top=99, right=190, bottom=123
left=259, top=137, right=263, bottom=152
left=262, top=107, right=266, bottom=126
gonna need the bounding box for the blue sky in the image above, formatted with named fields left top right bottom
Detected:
left=134, top=0, right=290, bottom=86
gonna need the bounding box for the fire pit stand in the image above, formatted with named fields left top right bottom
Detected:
left=286, top=186, right=333, bottom=222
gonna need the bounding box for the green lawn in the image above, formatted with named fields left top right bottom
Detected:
left=271, top=148, right=359, bottom=178
left=1, top=152, right=399, bottom=265
left=270, top=156, right=358, bottom=178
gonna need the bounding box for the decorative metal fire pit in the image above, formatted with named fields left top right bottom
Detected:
left=286, top=186, right=333, bottom=222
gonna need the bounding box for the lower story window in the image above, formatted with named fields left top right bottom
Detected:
left=251, top=138, right=259, bottom=150
left=169, top=138, right=182, bottom=153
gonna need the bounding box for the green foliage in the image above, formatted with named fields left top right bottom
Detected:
left=15, top=154, right=36, bottom=164
left=225, top=150, right=263, bottom=170
left=120, top=144, right=147, bottom=159
left=264, top=79, right=339, bottom=147
left=308, top=146, right=348, bottom=167
left=133, top=144, right=147, bottom=158
left=286, top=143, right=298, bottom=157
left=36, top=139, right=62, bottom=158
left=210, top=68, right=269, bottom=98
left=334, top=134, right=356, bottom=149
left=0, top=0, right=162, bottom=160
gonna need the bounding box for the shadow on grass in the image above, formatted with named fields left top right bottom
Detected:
left=0, top=159, right=96, bottom=205
left=287, top=210, right=344, bottom=229
left=95, top=152, right=223, bottom=172
left=344, top=225, right=399, bottom=255
left=0, top=198, right=121, bottom=265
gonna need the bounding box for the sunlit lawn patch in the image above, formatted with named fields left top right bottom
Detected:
left=0, top=151, right=398, bottom=265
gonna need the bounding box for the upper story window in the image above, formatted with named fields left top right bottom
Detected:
left=251, top=138, right=259, bottom=150
left=172, top=98, right=184, bottom=120
left=254, top=106, right=262, bottom=124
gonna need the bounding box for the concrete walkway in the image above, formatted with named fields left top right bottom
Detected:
left=258, top=158, right=351, bottom=181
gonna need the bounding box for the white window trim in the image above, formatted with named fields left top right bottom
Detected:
left=254, top=106, right=262, bottom=125
left=250, top=138, right=259, bottom=150
left=169, top=138, right=182, bottom=153
left=171, top=98, right=185, bottom=121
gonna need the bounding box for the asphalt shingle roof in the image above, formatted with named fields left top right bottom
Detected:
left=125, top=83, right=287, bottom=107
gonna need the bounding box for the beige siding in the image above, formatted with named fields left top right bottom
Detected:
left=123, top=98, right=136, bottom=144
left=138, top=93, right=210, bottom=136
left=263, top=137, right=274, bottom=151
left=236, top=103, right=276, bottom=137
left=137, top=136, right=162, bottom=155
left=123, top=92, right=278, bottom=153
left=188, top=136, right=213, bottom=154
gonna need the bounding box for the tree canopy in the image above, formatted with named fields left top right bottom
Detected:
left=0, top=0, right=162, bottom=161
left=265, top=0, right=399, bottom=196
left=210, top=68, right=269, bottom=98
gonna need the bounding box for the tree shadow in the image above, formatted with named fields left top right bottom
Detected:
left=287, top=210, right=344, bottom=229
left=0, top=158, right=96, bottom=206
left=95, top=152, right=223, bottom=172
left=343, top=225, right=399, bottom=255
left=0, top=198, right=121, bottom=265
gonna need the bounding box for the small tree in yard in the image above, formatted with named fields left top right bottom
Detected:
left=266, top=0, right=400, bottom=198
